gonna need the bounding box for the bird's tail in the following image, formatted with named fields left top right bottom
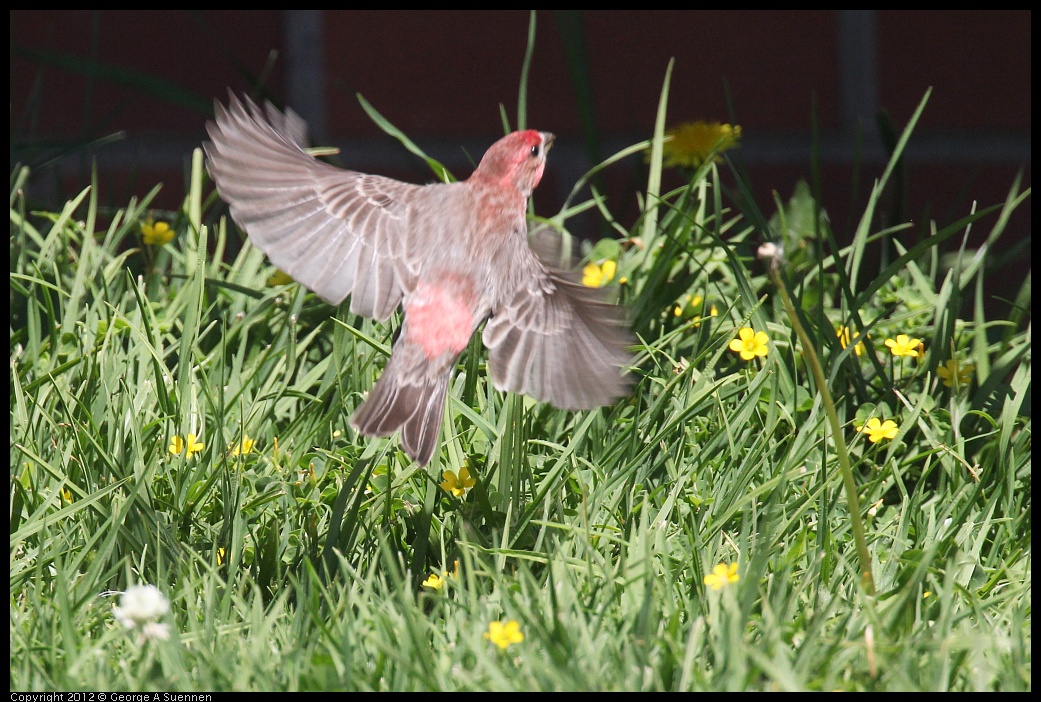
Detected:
left=350, top=359, right=450, bottom=466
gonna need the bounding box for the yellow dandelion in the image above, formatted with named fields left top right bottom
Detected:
left=661, top=121, right=742, bottom=169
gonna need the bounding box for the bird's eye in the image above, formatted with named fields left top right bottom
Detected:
left=530, top=145, right=540, bottom=157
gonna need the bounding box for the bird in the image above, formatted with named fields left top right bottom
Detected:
left=204, top=93, right=633, bottom=466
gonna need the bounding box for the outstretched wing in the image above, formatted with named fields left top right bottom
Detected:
left=204, top=93, right=420, bottom=318
left=482, top=230, right=634, bottom=410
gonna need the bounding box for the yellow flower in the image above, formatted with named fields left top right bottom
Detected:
left=836, top=326, right=866, bottom=356
left=169, top=434, right=204, bottom=458
left=885, top=334, right=922, bottom=358
left=673, top=294, right=703, bottom=317
left=856, top=417, right=899, bottom=443
left=422, top=573, right=446, bottom=590
left=229, top=435, right=255, bottom=457
left=582, top=260, right=617, bottom=288
left=484, top=620, right=524, bottom=650
left=440, top=466, right=476, bottom=497
left=661, top=121, right=742, bottom=169
left=266, top=269, right=294, bottom=286
left=704, top=562, right=740, bottom=590
left=936, top=359, right=974, bottom=388
left=674, top=296, right=718, bottom=328
left=140, top=218, right=175, bottom=246
left=729, top=327, right=770, bottom=361
left=217, top=548, right=226, bottom=565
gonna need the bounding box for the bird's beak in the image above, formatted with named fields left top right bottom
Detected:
left=542, top=132, right=555, bottom=152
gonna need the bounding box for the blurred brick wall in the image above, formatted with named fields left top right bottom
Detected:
left=10, top=10, right=1031, bottom=304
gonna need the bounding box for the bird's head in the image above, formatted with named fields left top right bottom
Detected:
left=471, top=130, right=554, bottom=198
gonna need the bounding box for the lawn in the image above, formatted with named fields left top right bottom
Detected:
left=10, top=41, right=1030, bottom=692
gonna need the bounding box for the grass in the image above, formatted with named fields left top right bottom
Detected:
left=9, top=39, right=1031, bottom=692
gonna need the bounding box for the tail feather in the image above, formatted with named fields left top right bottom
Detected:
left=350, top=368, right=450, bottom=466
left=399, top=376, right=450, bottom=466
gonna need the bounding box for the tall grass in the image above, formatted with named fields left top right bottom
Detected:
left=10, top=33, right=1030, bottom=692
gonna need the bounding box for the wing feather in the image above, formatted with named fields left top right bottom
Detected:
left=483, top=231, right=634, bottom=410
left=205, top=93, right=419, bottom=317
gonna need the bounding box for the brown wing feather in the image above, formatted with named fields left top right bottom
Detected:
left=204, top=93, right=418, bottom=318
left=483, top=232, right=633, bottom=410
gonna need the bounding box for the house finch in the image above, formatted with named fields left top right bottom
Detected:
left=204, top=94, right=632, bottom=465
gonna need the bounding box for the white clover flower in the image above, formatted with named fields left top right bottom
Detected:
left=113, top=584, right=170, bottom=630
left=139, top=621, right=171, bottom=642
